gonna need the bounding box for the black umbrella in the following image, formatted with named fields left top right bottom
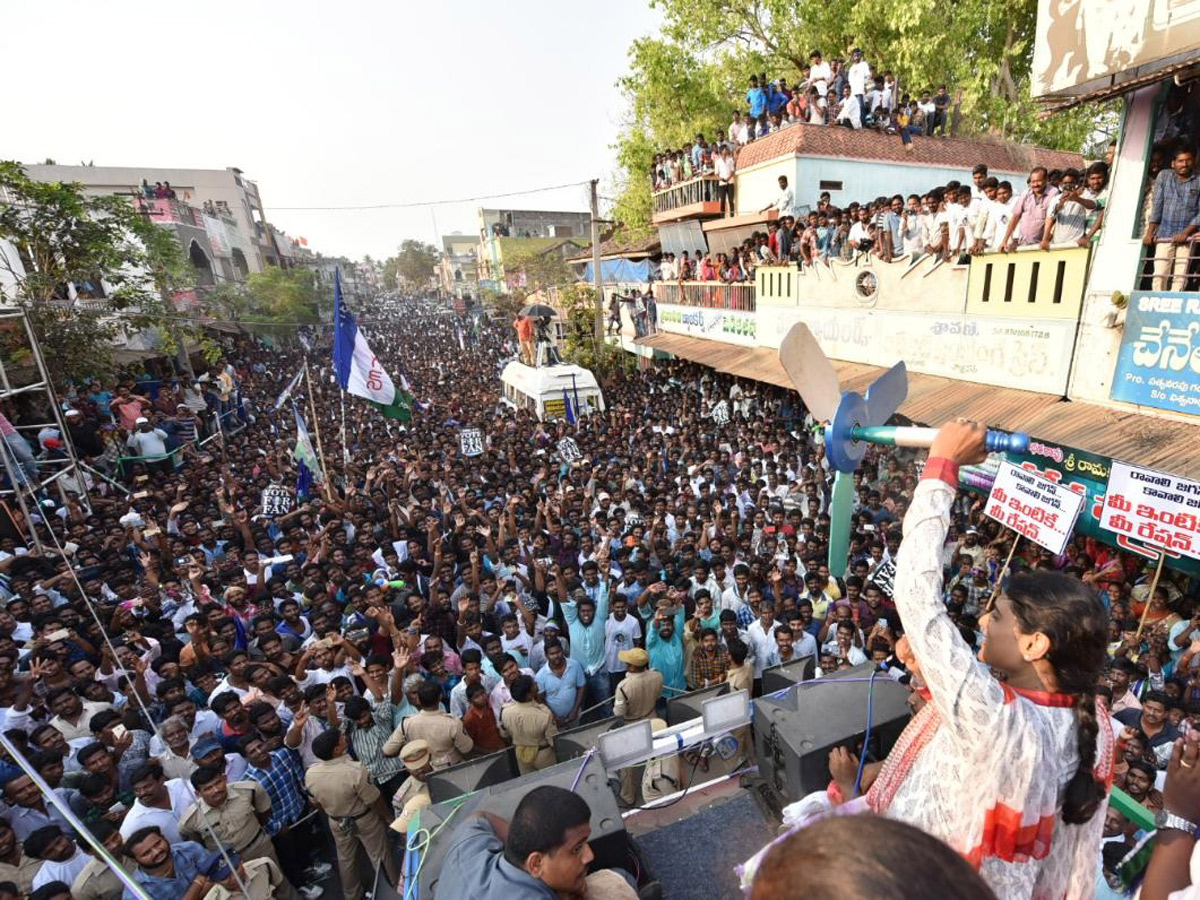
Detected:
left=519, top=303, right=556, bottom=318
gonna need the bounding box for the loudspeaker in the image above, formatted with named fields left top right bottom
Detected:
left=554, top=715, right=626, bottom=762
left=760, top=653, right=816, bottom=694
left=414, top=751, right=627, bottom=898
left=665, top=681, right=730, bottom=726
left=426, top=748, right=519, bottom=803
left=753, top=662, right=911, bottom=804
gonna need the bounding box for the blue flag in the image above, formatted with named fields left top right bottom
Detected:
left=563, top=388, right=576, bottom=425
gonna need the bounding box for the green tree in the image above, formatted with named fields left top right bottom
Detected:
left=502, top=242, right=577, bottom=292
left=384, top=240, right=439, bottom=290
left=609, top=0, right=1117, bottom=232
left=0, top=161, right=188, bottom=385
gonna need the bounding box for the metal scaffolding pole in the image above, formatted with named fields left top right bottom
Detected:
left=0, top=305, right=91, bottom=548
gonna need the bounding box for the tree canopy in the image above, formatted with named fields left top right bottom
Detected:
left=0, top=161, right=194, bottom=384
left=609, top=0, right=1118, bottom=235
left=383, top=239, right=439, bottom=290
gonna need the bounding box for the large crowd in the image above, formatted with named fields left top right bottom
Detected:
left=0, top=289, right=1196, bottom=899
left=653, top=160, right=1112, bottom=288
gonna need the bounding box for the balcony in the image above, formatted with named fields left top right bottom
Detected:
left=651, top=175, right=724, bottom=225
left=136, top=198, right=203, bottom=228
left=652, top=281, right=755, bottom=312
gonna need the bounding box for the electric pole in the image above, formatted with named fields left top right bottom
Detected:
left=589, top=179, right=603, bottom=342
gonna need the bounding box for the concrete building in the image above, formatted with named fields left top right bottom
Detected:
left=476, top=207, right=592, bottom=293
left=21, top=164, right=283, bottom=283
left=440, top=233, right=479, bottom=300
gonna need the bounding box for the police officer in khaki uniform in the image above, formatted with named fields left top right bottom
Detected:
left=641, top=719, right=683, bottom=803
left=612, top=648, right=665, bottom=804
left=498, top=674, right=558, bottom=774
left=382, top=680, right=473, bottom=769
left=71, top=819, right=133, bottom=900
left=389, top=740, right=433, bottom=836
left=613, top=648, right=663, bottom=721
left=178, top=765, right=300, bottom=900
left=305, top=729, right=399, bottom=900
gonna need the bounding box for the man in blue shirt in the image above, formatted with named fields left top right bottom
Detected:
left=534, top=641, right=585, bottom=727
left=123, top=825, right=241, bottom=900
left=1146, top=147, right=1200, bottom=291
left=746, top=75, right=767, bottom=140
left=436, top=786, right=593, bottom=900
left=561, top=585, right=611, bottom=719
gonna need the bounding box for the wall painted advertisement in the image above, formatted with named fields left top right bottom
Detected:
left=1111, top=290, right=1200, bottom=416
left=756, top=306, right=1075, bottom=395
left=655, top=304, right=759, bottom=347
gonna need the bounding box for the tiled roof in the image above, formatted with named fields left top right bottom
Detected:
left=567, top=233, right=661, bottom=262
left=735, top=123, right=1084, bottom=174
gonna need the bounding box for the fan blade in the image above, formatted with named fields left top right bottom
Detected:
left=863, top=361, right=908, bottom=426
left=778, top=322, right=842, bottom=422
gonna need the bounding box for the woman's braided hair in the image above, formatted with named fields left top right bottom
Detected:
left=1006, top=571, right=1108, bottom=825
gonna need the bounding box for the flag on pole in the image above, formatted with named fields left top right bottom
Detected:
left=562, top=388, right=577, bottom=425
left=274, top=368, right=303, bottom=410
left=292, top=403, right=323, bottom=482
left=332, top=269, right=412, bottom=420
left=456, top=325, right=465, bottom=351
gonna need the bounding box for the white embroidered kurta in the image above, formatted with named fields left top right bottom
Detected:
left=883, top=479, right=1112, bottom=900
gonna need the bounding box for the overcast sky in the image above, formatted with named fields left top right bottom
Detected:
left=3, top=1, right=659, bottom=260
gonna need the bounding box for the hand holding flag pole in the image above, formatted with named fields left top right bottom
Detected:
left=777, top=323, right=1029, bottom=576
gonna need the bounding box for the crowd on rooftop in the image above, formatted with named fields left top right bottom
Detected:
left=652, top=48, right=959, bottom=195
left=651, top=159, right=1112, bottom=287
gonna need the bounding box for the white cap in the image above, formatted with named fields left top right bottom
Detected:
left=135, top=417, right=149, bottom=424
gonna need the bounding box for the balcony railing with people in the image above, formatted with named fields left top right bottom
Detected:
left=653, top=280, right=756, bottom=311
left=136, top=197, right=204, bottom=228
left=652, top=175, right=722, bottom=216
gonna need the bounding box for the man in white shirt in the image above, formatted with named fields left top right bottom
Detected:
left=119, top=762, right=197, bottom=844
left=125, top=417, right=170, bottom=472
left=746, top=601, right=781, bottom=681
left=728, top=112, right=749, bottom=146
left=808, top=50, right=831, bottom=98
left=847, top=48, right=871, bottom=107
left=835, top=86, right=861, bottom=129
left=714, top=145, right=736, bottom=217
left=760, top=175, right=795, bottom=219
left=25, top=825, right=88, bottom=892
left=603, top=595, right=643, bottom=694
left=983, top=182, right=1015, bottom=252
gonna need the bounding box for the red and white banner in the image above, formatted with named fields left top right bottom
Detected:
left=1100, top=462, right=1200, bottom=561
left=984, top=462, right=1085, bottom=555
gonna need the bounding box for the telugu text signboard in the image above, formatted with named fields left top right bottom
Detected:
left=984, top=462, right=1085, bottom=555
left=1100, top=462, right=1200, bottom=561
left=1111, top=291, right=1200, bottom=416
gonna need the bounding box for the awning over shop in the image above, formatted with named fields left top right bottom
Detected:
left=636, top=332, right=1200, bottom=480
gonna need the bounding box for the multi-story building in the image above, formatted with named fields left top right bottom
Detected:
left=614, top=11, right=1200, bottom=580
left=21, top=164, right=283, bottom=284
left=440, top=234, right=479, bottom=300
left=476, top=207, right=592, bottom=293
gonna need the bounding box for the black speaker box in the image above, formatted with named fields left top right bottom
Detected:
left=426, top=747, right=519, bottom=803
left=753, top=662, right=911, bottom=804
left=760, top=653, right=816, bottom=694
left=413, top=750, right=626, bottom=898
left=554, top=715, right=627, bottom=762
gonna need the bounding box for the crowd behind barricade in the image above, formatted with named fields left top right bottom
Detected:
left=652, top=47, right=957, bottom=196
left=0, top=294, right=1197, bottom=898
left=653, top=158, right=1113, bottom=288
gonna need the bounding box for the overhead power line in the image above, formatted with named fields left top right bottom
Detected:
left=270, top=180, right=593, bottom=211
